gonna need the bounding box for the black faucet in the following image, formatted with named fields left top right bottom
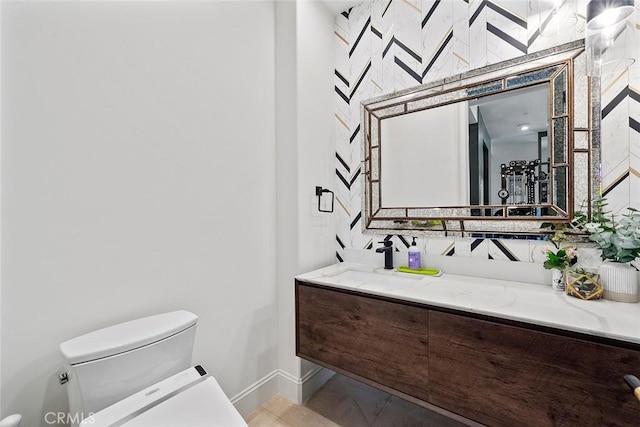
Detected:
left=376, top=240, right=394, bottom=270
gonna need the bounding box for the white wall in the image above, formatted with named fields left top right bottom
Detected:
left=296, top=0, right=338, bottom=382
left=275, top=0, right=337, bottom=402
left=381, top=103, right=467, bottom=207
left=297, top=1, right=336, bottom=281
left=1, top=2, right=278, bottom=425
left=275, top=0, right=302, bottom=392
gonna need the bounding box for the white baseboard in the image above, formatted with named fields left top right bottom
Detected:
left=230, top=370, right=280, bottom=418
left=230, top=367, right=334, bottom=418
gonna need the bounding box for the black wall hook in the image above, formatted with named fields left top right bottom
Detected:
left=315, top=186, right=334, bottom=213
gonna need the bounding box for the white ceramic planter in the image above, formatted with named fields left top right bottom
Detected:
left=598, top=262, right=639, bottom=303
left=551, top=269, right=565, bottom=291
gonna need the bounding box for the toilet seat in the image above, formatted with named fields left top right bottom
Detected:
left=80, top=366, right=247, bottom=427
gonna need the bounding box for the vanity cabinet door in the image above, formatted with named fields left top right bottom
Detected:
left=296, top=282, right=430, bottom=401
left=429, top=311, right=640, bottom=427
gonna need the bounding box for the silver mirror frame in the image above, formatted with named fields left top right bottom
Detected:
left=361, top=40, right=596, bottom=237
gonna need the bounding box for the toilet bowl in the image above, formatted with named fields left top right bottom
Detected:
left=59, top=311, right=246, bottom=426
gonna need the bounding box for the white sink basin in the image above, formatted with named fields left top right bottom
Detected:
left=415, top=279, right=517, bottom=308
left=321, top=268, right=423, bottom=291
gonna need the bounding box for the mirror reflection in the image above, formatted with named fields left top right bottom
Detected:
left=381, top=84, right=551, bottom=215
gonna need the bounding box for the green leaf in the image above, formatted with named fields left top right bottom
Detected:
left=543, top=260, right=561, bottom=270
left=602, top=246, right=618, bottom=261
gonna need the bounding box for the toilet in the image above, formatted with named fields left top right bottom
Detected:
left=59, top=310, right=247, bottom=426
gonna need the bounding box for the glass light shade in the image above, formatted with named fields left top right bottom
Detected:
left=586, top=8, right=636, bottom=77
left=586, top=0, right=635, bottom=30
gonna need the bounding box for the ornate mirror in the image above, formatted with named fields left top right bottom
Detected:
left=361, top=40, right=596, bottom=237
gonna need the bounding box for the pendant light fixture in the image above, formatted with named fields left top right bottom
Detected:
left=585, top=0, right=636, bottom=76
left=586, top=0, right=635, bottom=31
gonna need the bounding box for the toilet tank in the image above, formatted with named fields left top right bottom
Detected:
left=59, top=311, right=198, bottom=424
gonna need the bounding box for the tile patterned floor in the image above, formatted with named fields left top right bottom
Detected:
left=246, top=374, right=466, bottom=427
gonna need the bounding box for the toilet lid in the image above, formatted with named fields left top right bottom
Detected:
left=81, top=366, right=247, bottom=427
left=122, top=377, right=247, bottom=427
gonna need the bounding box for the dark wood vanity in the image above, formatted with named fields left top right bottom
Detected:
left=296, top=280, right=640, bottom=426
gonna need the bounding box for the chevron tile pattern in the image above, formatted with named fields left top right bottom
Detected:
left=334, top=0, right=638, bottom=263
left=600, top=16, right=640, bottom=214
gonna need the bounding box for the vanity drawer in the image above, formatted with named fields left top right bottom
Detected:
left=296, top=282, right=430, bottom=401
left=429, top=311, right=640, bottom=427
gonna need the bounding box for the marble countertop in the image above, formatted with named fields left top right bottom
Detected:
left=296, top=262, right=640, bottom=345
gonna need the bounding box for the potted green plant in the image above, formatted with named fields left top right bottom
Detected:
left=540, top=227, right=577, bottom=291
left=575, top=198, right=640, bottom=302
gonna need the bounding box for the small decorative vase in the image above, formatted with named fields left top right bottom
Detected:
left=551, top=269, right=565, bottom=291
left=598, top=261, right=639, bottom=303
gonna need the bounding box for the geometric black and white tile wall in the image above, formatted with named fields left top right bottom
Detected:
left=334, top=0, right=639, bottom=263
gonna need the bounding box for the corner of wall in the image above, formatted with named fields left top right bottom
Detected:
left=231, top=367, right=334, bottom=417
left=231, top=370, right=280, bottom=418
left=299, top=367, right=335, bottom=404
left=277, top=366, right=334, bottom=405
